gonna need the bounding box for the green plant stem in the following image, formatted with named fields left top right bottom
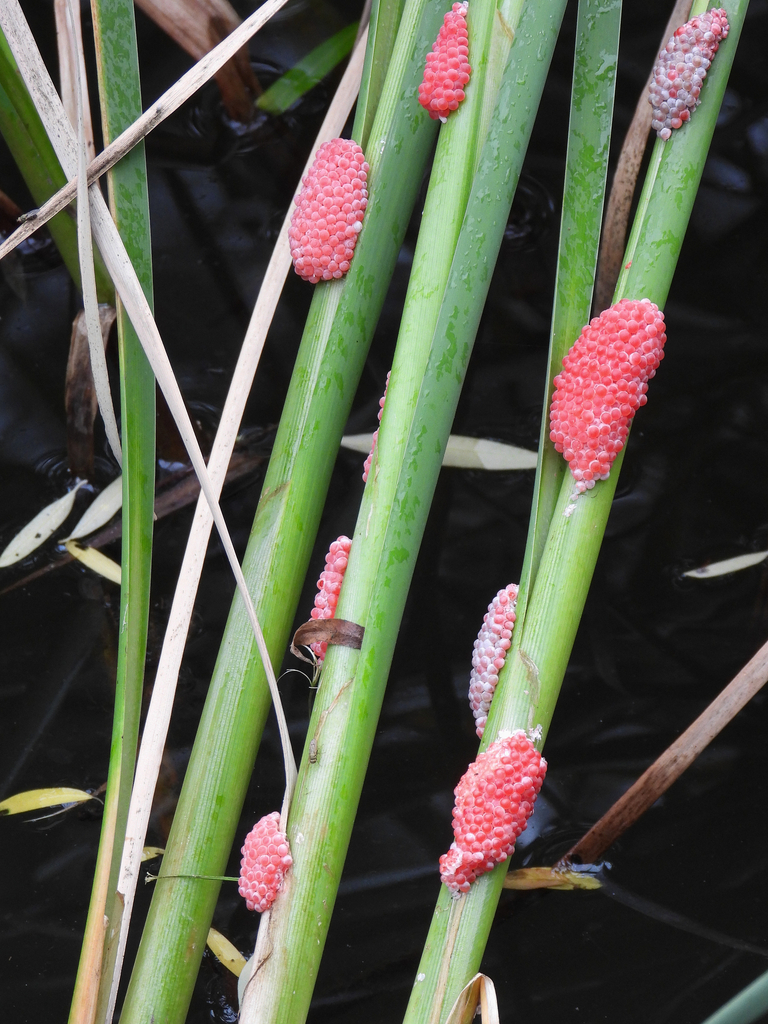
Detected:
left=0, top=28, right=112, bottom=300
left=117, top=5, right=444, bottom=1022
left=699, top=968, right=768, bottom=1024
left=513, top=0, right=620, bottom=630
left=356, top=0, right=407, bottom=150
left=67, top=1, right=155, bottom=1022
left=403, top=2, right=747, bottom=1021
left=237, top=2, right=554, bottom=1022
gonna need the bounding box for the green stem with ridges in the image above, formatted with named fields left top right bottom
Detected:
left=117, top=5, right=446, bottom=1023
left=356, top=0, right=407, bottom=151
left=237, top=1, right=551, bottom=1021
left=403, top=3, right=747, bottom=1022
left=67, top=0, right=156, bottom=1021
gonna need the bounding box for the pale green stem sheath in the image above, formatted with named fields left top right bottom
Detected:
left=404, top=3, right=747, bottom=1022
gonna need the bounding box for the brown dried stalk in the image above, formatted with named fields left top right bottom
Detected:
left=559, top=635, right=768, bottom=867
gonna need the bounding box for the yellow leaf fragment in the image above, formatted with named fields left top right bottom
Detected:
left=207, top=927, right=247, bottom=977
left=65, top=475, right=123, bottom=540
left=141, top=846, right=165, bottom=862
left=65, top=539, right=121, bottom=584
left=683, top=551, right=768, bottom=579
left=504, top=866, right=602, bottom=891
left=0, top=787, right=93, bottom=815
left=0, top=481, right=86, bottom=567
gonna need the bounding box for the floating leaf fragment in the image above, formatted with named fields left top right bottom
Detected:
left=65, top=475, right=123, bottom=540
left=207, top=927, right=247, bottom=977
left=683, top=551, right=768, bottom=579
left=341, top=434, right=538, bottom=470
left=141, top=846, right=165, bottom=862
left=0, top=481, right=86, bottom=567
left=441, top=436, right=537, bottom=470
left=504, top=866, right=602, bottom=891
left=0, top=787, right=94, bottom=815
left=65, top=539, right=122, bottom=584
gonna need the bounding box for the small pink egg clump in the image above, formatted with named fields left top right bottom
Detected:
left=362, top=371, right=390, bottom=482
left=468, top=583, right=519, bottom=739
left=649, top=8, right=729, bottom=140
left=440, top=730, right=547, bottom=893
left=418, top=2, right=471, bottom=122
left=289, top=138, right=369, bottom=283
left=309, top=535, right=352, bottom=663
left=549, top=298, right=666, bottom=493
left=238, top=811, right=293, bottom=913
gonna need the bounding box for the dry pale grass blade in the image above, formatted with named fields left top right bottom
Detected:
left=445, top=974, right=499, bottom=1024
left=135, top=0, right=261, bottom=121
left=0, top=0, right=294, bottom=767
left=63, top=0, right=123, bottom=467
left=0, top=0, right=291, bottom=263
left=54, top=0, right=95, bottom=162
left=65, top=539, right=122, bottom=583
left=65, top=475, right=123, bottom=540
left=0, top=480, right=86, bottom=567
left=0, top=787, right=94, bottom=814
left=559, top=635, right=768, bottom=868
left=104, top=29, right=368, bottom=1017
left=683, top=551, right=768, bottom=578
left=593, top=0, right=692, bottom=310
left=65, top=306, right=116, bottom=478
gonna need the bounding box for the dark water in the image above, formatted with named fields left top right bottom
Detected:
left=1, top=1, right=768, bottom=1022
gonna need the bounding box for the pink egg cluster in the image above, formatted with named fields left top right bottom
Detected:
left=362, top=372, right=390, bottom=482
left=418, top=2, right=471, bottom=122
left=289, top=138, right=369, bottom=283
left=468, top=584, right=519, bottom=739
left=309, top=535, right=352, bottom=663
left=439, top=730, right=547, bottom=893
left=238, top=811, right=293, bottom=913
left=649, top=8, right=729, bottom=140
left=549, top=298, right=667, bottom=493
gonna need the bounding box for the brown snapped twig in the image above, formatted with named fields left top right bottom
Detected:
left=558, top=635, right=768, bottom=868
